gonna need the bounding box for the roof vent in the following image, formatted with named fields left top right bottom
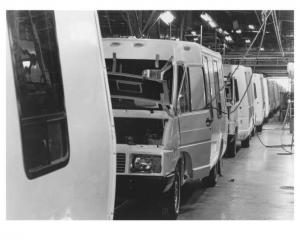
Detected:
left=134, top=43, right=144, bottom=47
left=111, top=42, right=121, bottom=47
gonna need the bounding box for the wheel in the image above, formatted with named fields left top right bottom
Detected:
left=256, top=124, right=263, bottom=132
left=203, top=163, right=218, bottom=187
left=241, top=135, right=250, bottom=148
left=161, top=167, right=181, bottom=220
left=224, top=134, right=237, bottom=158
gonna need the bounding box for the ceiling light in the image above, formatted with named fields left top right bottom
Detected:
left=248, top=24, right=255, bottom=30
left=200, top=12, right=217, bottom=29
left=200, top=13, right=211, bottom=22
left=225, top=35, right=233, bottom=42
left=217, top=28, right=223, bottom=34
left=236, top=29, right=242, bottom=34
left=208, top=20, right=217, bottom=28
left=245, top=39, right=251, bottom=43
left=159, top=11, right=175, bottom=25
left=260, top=47, right=265, bottom=51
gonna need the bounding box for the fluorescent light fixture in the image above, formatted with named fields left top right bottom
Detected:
left=191, top=31, right=197, bottom=36
left=236, top=29, right=242, bottom=34
left=225, top=35, right=233, bottom=42
left=248, top=24, right=255, bottom=30
left=200, top=13, right=211, bottom=22
left=217, top=28, right=223, bottom=34
left=159, top=11, right=175, bottom=25
left=201, top=12, right=217, bottom=28
left=245, top=39, right=251, bottom=43
left=208, top=20, right=217, bottom=28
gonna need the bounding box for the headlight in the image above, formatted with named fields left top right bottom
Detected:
left=130, top=154, right=161, bottom=173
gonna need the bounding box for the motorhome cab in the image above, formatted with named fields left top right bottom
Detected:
left=252, top=73, right=265, bottom=132
left=103, top=38, right=227, bottom=219
left=7, top=11, right=116, bottom=219
left=223, top=65, right=239, bottom=157
left=223, top=64, right=254, bottom=148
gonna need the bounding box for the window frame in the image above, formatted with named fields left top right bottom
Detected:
left=212, top=60, right=222, bottom=118
left=186, top=64, right=208, bottom=111
left=253, top=82, right=258, bottom=99
left=7, top=10, right=70, bottom=179
left=203, top=57, right=214, bottom=118
left=176, top=65, right=191, bottom=114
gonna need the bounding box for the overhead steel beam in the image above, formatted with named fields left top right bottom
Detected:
left=142, top=11, right=159, bottom=34
left=272, top=10, right=285, bottom=57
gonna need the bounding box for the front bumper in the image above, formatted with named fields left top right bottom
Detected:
left=116, top=173, right=175, bottom=197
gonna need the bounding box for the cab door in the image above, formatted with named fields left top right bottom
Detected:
left=176, top=64, right=211, bottom=179
left=203, top=57, right=219, bottom=164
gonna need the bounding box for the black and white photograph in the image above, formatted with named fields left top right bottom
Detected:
left=0, top=0, right=298, bottom=239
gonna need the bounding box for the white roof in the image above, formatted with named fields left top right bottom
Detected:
left=103, top=38, right=221, bottom=64
left=223, top=64, right=252, bottom=76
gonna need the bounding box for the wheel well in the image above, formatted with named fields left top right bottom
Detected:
left=180, top=152, right=193, bottom=179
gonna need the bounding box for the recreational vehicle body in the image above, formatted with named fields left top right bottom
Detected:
left=7, top=11, right=116, bottom=219
left=262, top=77, right=270, bottom=121
left=223, top=65, right=239, bottom=157
left=223, top=64, right=254, bottom=148
left=252, top=73, right=265, bottom=132
left=103, top=38, right=227, bottom=218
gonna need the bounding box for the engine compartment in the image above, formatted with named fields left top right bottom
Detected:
left=114, top=117, right=166, bottom=145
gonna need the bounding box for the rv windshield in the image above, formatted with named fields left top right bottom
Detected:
left=106, top=59, right=173, bottom=110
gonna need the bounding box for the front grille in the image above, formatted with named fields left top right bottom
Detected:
left=116, top=153, right=126, bottom=173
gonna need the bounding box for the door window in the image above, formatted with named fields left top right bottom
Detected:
left=7, top=10, right=69, bottom=179
left=213, top=60, right=222, bottom=118
left=254, top=83, right=258, bottom=99
left=234, top=78, right=239, bottom=102
left=203, top=57, right=214, bottom=117
left=177, top=66, right=191, bottom=113
left=187, top=66, right=207, bottom=111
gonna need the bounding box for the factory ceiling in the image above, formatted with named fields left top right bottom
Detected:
left=98, top=10, right=294, bottom=77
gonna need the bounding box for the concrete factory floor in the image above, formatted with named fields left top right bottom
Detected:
left=114, top=119, right=294, bottom=220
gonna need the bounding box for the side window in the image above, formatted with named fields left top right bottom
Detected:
left=177, top=65, right=184, bottom=95
left=177, top=67, right=191, bottom=113
left=162, top=66, right=173, bottom=102
left=213, top=60, right=222, bottom=117
left=245, top=73, right=253, bottom=105
left=253, top=83, right=257, bottom=99
left=187, top=66, right=207, bottom=111
left=203, top=57, right=213, bottom=117
left=7, top=11, right=69, bottom=179
left=234, top=78, right=239, bottom=102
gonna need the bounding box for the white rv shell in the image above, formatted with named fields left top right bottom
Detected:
left=262, top=77, right=270, bottom=119
left=223, top=65, right=254, bottom=141
left=252, top=73, right=265, bottom=126
left=103, top=38, right=227, bottom=184
left=7, top=11, right=116, bottom=220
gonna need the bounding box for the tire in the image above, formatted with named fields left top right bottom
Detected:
left=224, top=134, right=237, bottom=158
left=241, top=135, right=250, bottom=148
left=256, top=124, right=263, bottom=132
left=161, top=167, right=181, bottom=220
left=203, top=163, right=218, bottom=187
